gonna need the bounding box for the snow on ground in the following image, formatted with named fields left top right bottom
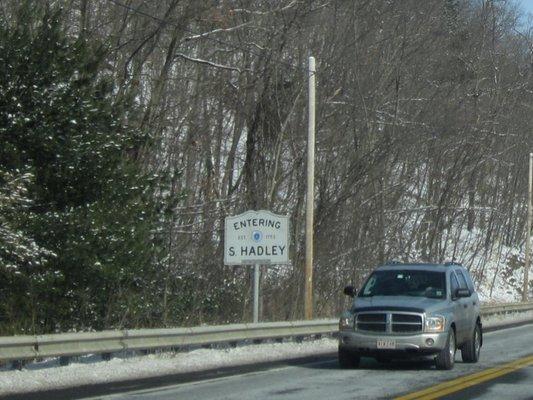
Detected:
left=0, top=338, right=336, bottom=395
left=470, top=240, right=525, bottom=304
left=1, top=311, right=533, bottom=396
left=389, top=180, right=528, bottom=304
left=400, top=224, right=527, bottom=304
left=444, top=227, right=526, bottom=304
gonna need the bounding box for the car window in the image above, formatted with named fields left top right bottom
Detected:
left=362, top=275, right=377, bottom=296
left=463, top=270, right=476, bottom=292
left=359, top=270, right=446, bottom=299
left=450, top=273, right=460, bottom=296
left=455, top=270, right=469, bottom=290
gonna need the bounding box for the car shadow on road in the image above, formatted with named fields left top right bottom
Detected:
left=302, top=356, right=441, bottom=371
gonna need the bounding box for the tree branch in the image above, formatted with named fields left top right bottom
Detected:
left=184, top=22, right=253, bottom=41
left=174, top=53, right=250, bottom=73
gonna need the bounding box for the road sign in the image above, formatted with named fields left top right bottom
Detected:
left=224, top=210, right=290, bottom=323
left=224, top=210, right=290, bottom=265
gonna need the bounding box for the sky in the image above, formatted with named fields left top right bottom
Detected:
left=515, top=0, right=533, bottom=30
left=518, top=0, right=533, bottom=17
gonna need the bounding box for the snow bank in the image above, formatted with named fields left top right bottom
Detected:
left=0, top=338, right=336, bottom=395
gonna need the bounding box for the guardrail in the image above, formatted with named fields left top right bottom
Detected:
left=478, top=301, right=533, bottom=316
left=0, top=320, right=338, bottom=365
left=1, top=302, right=532, bottom=366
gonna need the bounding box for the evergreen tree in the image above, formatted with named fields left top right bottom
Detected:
left=0, top=2, right=158, bottom=334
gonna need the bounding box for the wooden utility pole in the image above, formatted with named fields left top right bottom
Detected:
left=524, top=152, right=532, bottom=302
left=305, top=56, right=316, bottom=319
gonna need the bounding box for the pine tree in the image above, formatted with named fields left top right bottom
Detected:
left=0, top=2, right=158, bottom=334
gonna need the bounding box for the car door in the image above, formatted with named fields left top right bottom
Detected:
left=456, top=269, right=476, bottom=335
left=463, top=269, right=480, bottom=317
left=450, top=271, right=468, bottom=343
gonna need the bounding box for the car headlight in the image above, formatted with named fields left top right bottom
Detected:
left=425, top=315, right=445, bottom=332
left=339, top=316, right=353, bottom=330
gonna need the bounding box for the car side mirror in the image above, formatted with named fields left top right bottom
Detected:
left=454, top=288, right=470, bottom=299
left=343, top=285, right=356, bottom=297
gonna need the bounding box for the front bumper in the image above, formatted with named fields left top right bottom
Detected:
left=339, top=329, right=448, bottom=357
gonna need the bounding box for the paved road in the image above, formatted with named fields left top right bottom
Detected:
left=83, top=324, right=533, bottom=400
left=438, top=364, right=533, bottom=400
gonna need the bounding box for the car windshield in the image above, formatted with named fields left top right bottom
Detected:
left=359, top=269, right=446, bottom=299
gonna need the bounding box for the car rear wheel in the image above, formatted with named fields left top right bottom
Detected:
left=435, top=329, right=456, bottom=370
left=461, top=323, right=481, bottom=363
left=338, top=346, right=360, bottom=368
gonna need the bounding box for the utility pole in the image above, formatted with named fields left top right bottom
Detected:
left=305, top=56, right=316, bottom=319
left=524, top=152, right=532, bottom=302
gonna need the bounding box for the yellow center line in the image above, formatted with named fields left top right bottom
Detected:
left=394, top=354, right=533, bottom=400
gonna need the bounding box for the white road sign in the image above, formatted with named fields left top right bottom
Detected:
left=224, top=210, right=290, bottom=265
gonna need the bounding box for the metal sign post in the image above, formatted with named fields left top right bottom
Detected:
left=224, top=210, right=290, bottom=323
left=253, top=264, right=260, bottom=323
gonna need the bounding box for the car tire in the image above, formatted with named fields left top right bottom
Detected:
left=435, top=329, right=456, bottom=370
left=461, top=323, right=481, bottom=363
left=338, top=346, right=360, bottom=368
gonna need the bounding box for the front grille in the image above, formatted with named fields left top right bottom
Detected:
left=356, top=313, right=387, bottom=332
left=392, top=313, right=423, bottom=333
left=355, top=312, right=423, bottom=334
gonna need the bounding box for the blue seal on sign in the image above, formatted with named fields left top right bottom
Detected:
left=252, top=231, right=262, bottom=242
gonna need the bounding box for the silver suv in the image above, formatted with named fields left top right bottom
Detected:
left=338, top=262, right=482, bottom=370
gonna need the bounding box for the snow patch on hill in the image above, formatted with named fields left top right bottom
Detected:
left=402, top=225, right=527, bottom=303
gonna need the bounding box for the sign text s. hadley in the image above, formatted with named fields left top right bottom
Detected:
left=224, top=210, right=290, bottom=265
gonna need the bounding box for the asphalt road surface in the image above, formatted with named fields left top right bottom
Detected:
left=77, top=323, right=533, bottom=400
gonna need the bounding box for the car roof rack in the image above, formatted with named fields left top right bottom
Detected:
left=444, top=261, right=462, bottom=267
left=384, top=260, right=402, bottom=265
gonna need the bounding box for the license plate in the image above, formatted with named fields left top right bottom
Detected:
left=377, top=339, right=396, bottom=349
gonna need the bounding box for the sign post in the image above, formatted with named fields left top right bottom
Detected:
left=253, top=264, right=260, bottom=323
left=224, top=210, right=290, bottom=323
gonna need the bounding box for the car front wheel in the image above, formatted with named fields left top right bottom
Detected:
left=435, top=329, right=456, bottom=370
left=461, top=323, right=481, bottom=363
